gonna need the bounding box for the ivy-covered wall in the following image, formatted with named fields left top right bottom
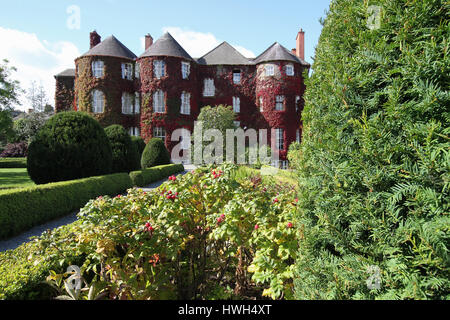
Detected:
left=74, top=55, right=140, bottom=129
left=55, top=76, right=75, bottom=113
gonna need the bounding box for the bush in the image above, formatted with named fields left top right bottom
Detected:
left=0, top=141, right=28, bottom=158
left=141, top=138, right=170, bottom=169
left=27, top=112, right=113, bottom=184
left=129, top=164, right=184, bottom=187
left=0, top=172, right=132, bottom=240
left=294, top=0, right=449, bottom=299
left=104, top=125, right=138, bottom=173
left=0, top=157, right=27, bottom=168
left=131, top=136, right=146, bottom=156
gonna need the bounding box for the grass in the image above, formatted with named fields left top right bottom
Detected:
left=0, top=168, right=35, bottom=190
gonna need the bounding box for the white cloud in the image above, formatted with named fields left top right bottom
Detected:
left=161, top=27, right=256, bottom=58
left=0, top=27, right=80, bottom=111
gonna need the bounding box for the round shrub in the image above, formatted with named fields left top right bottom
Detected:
left=104, top=125, right=138, bottom=173
left=141, top=138, right=170, bottom=169
left=27, top=111, right=112, bottom=184
left=131, top=136, right=146, bottom=170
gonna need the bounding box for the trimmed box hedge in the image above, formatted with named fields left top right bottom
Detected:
left=0, top=173, right=132, bottom=240
left=129, top=164, right=185, bottom=187
left=0, top=158, right=27, bottom=168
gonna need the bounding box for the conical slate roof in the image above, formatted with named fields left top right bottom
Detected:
left=253, top=42, right=309, bottom=66
left=81, top=35, right=137, bottom=60
left=196, top=42, right=252, bottom=65
left=139, top=32, right=193, bottom=61
left=54, top=69, right=75, bottom=78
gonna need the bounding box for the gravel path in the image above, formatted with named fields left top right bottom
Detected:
left=0, top=168, right=193, bottom=252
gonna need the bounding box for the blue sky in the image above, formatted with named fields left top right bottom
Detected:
left=0, top=0, right=330, bottom=110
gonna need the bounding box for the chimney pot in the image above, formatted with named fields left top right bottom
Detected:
left=90, top=31, right=101, bottom=49
left=296, top=28, right=305, bottom=61
left=145, top=34, right=153, bottom=50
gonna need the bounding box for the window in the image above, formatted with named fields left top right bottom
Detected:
left=296, top=129, right=300, bottom=142
left=135, top=92, right=140, bottom=114
left=203, top=78, right=215, bottom=97
left=272, top=160, right=288, bottom=170
left=92, top=90, right=105, bottom=113
left=295, top=95, right=300, bottom=112
left=285, top=64, right=294, bottom=76
left=153, top=60, right=165, bottom=79
left=121, top=92, right=133, bottom=114
left=233, top=70, right=241, bottom=84
left=181, top=92, right=191, bottom=115
left=129, top=127, right=140, bottom=137
left=233, top=96, right=240, bottom=113
left=153, top=127, right=166, bottom=142
left=275, top=128, right=284, bottom=150
left=275, top=95, right=285, bottom=111
left=122, top=63, right=133, bottom=80
left=153, top=90, right=165, bottom=113
left=181, top=62, right=190, bottom=79
left=234, top=121, right=241, bottom=128
left=135, top=63, right=140, bottom=79
left=259, top=97, right=264, bottom=112
left=265, top=64, right=274, bottom=76
left=92, top=60, right=104, bottom=78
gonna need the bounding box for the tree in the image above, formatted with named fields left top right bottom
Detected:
left=12, top=112, right=50, bottom=143
left=293, top=0, right=449, bottom=300
left=104, top=124, right=139, bottom=173
left=141, top=138, right=171, bottom=169
left=26, top=81, right=49, bottom=113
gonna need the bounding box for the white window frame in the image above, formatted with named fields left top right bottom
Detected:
left=233, top=96, right=240, bottom=113
left=180, top=91, right=191, bottom=115
left=92, top=60, right=104, bottom=78
left=135, top=92, right=140, bottom=114
left=153, top=127, right=166, bottom=142
left=92, top=90, right=105, bottom=113
left=181, top=62, right=190, bottom=79
left=121, top=63, right=133, bottom=80
left=153, top=60, right=165, bottom=79
left=265, top=64, right=275, bottom=76
left=275, top=95, right=285, bottom=111
left=135, top=63, right=140, bottom=79
left=275, top=128, right=284, bottom=150
left=121, top=92, right=133, bottom=115
left=233, top=70, right=241, bottom=84
left=129, top=127, right=140, bottom=137
left=285, top=64, right=294, bottom=76
left=153, top=90, right=165, bottom=113
left=203, top=78, right=215, bottom=97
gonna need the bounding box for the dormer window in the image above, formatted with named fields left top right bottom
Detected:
left=233, top=70, right=241, bottom=84
left=92, top=90, right=105, bottom=113
left=265, top=64, right=275, bottom=76
left=181, top=62, right=190, bottom=79
left=203, top=78, right=215, bottom=97
left=153, top=60, right=165, bottom=79
left=285, top=64, right=294, bottom=76
left=275, top=95, right=285, bottom=111
left=122, top=63, right=133, bottom=80
left=92, top=60, right=104, bottom=78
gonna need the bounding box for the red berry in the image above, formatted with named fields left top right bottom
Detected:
left=220, top=214, right=226, bottom=220
left=273, top=198, right=279, bottom=203
left=287, top=222, right=293, bottom=229
left=254, top=224, right=259, bottom=230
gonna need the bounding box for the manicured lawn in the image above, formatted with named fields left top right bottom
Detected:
left=0, top=168, right=35, bottom=190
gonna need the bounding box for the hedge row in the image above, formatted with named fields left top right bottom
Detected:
left=0, top=158, right=27, bottom=168
left=129, top=164, right=185, bottom=187
left=0, top=173, right=132, bottom=240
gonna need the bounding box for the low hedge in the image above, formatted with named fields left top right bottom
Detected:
left=0, top=173, right=132, bottom=240
left=0, top=158, right=27, bottom=168
left=129, top=164, right=184, bottom=187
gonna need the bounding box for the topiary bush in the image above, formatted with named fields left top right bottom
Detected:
left=293, top=0, right=449, bottom=299
left=105, top=125, right=138, bottom=173
left=27, top=111, right=112, bottom=184
left=0, top=141, right=28, bottom=158
left=141, top=138, right=171, bottom=169
left=131, top=136, right=145, bottom=171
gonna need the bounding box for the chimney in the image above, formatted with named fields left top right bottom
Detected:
left=296, top=28, right=305, bottom=61
left=145, top=34, right=153, bottom=50
left=90, top=30, right=101, bottom=49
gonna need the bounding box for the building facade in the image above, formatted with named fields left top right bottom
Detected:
left=54, top=29, right=310, bottom=167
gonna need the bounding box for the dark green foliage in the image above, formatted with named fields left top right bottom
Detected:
left=141, top=138, right=171, bottom=169
left=130, top=164, right=184, bottom=187
left=131, top=136, right=146, bottom=171
left=0, top=157, right=27, bottom=168
left=27, top=112, right=113, bottom=184
left=104, top=125, right=137, bottom=173
left=293, top=0, right=449, bottom=299
left=0, top=173, right=132, bottom=240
